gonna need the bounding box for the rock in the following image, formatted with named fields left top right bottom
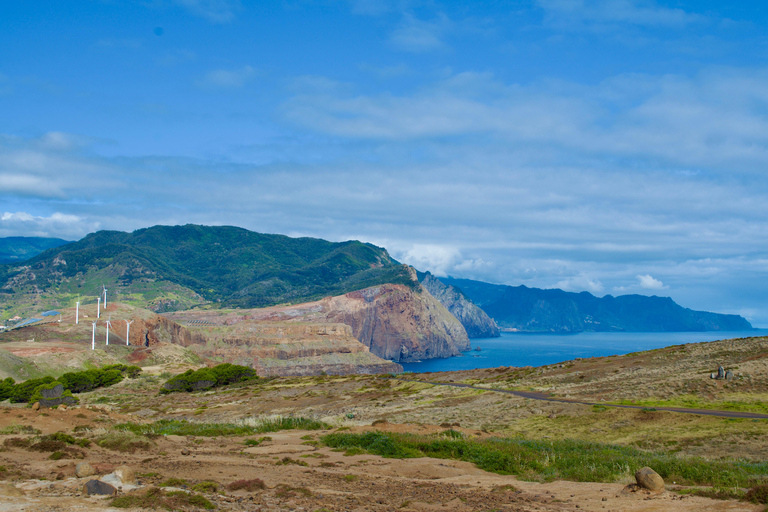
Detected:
left=635, top=467, right=664, bottom=492
left=75, top=462, right=96, bottom=478
left=58, top=404, right=67, bottom=410
left=115, top=466, right=136, bottom=485
left=181, top=448, right=191, bottom=455
left=83, top=479, right=117, bottom=496
left=725, top=370, right=734, bottom=380
left=710, top=373, right=716, bottom=379
left=718, top=366, right=725, bottom=379
left=31, top=402, right=40, bottom=411
left=0, top=483, right=25, bottom=497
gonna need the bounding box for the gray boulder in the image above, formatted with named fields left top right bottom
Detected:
left=635, top=467, right=664, bottom=492
left=83, top=480, right=117, bottom=496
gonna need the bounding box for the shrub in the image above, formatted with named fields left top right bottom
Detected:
left=159, top=477, right=187, bottom=488
left=161, top=364, right=257, bottom=394
left=745, top=484, right=768, bottom=504
left=226, top=478, right=265, bottom=492
left=96, top=431, right=152, bottom=453
left=191, top=481, right=220, bottom=493
left=0, top=377, right=16, bottom=401
left=9, top=376, right=55, bottom=403
left=110, top=487, right=214, bottom=510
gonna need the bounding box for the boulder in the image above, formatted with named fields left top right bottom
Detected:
left=717, top=366, right=725, bottom=379
left=0, top=483, right=24, bottom=497
left=75, top=462, right=96, bottom=478
left=83, top=479, right=117, bottom=496
left=635, top=467, right=664, bottom=492
left=115, top=466, right=136, bottom=485
left=725, top=370, right=734, bottom=381
left=31, top=402, right=40, bottom=411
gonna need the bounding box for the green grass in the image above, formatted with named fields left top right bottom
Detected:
left=114, top=417, right=328, bottom=438
left=609, top=395, right=768, bottom=415
left=321, top=431, right=768, bottom=487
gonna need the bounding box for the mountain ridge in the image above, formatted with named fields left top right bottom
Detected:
left=439, top=277, right=752, bottom=333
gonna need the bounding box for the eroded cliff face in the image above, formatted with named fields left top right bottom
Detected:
left=203, top=281, right=470, bottom=363
left=419, top=273, right=500, bottom=338
left=164, top=269, right=472, bottom=363
left=320, top=285, right=470, bottom=362
left=159, top=316, right=403, bottom=376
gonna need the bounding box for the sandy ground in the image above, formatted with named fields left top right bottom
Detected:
left=0, top=406, right=761, bottom=512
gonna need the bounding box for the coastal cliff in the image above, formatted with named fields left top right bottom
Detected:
left=167, top=276, right=471, bottom=363
left=419, top=272, right=499, bottom=338
left=171, top=321, right=402, bottom=377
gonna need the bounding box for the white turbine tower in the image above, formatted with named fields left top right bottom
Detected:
left=125, top=320, right=133, bottom=346
left=105, top=316, right=112, bottom=346
left=103, top=285, right=108, bottom=310
left=75, top=301, right=80, bottom=325
left=97, top=297, right=101, bottom=319
left=91, top=321, right=96, bottom=350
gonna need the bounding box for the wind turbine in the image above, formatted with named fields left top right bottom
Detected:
left=75, top=301, right=79, bottom=325
left=103, top=285, right=108, bottom=310
left=97, top=297, right=101, bottom=319
left=91, top=322, right=96, bottom=350
left=105, top=315, right=112, bottom=346
left=125, top=319, right=133, bottom=346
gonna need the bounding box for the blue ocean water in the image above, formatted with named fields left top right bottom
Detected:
left=400, top=330, right=767, bottom=373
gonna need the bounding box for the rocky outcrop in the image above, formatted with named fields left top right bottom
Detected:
left=320, top=285, right=470, bottom=362
left=165, top=269, right=471, bottom=364
left=419, top=273, right=499, bottom=338
left=169, top=320, right=403, bottom=377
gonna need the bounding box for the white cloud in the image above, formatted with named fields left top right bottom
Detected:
left=636, top=274, right=666, bottom=290
left=0, top=211, right=90, bottom=239
left=389, top=13, right=451, bottom=52
left=172, top=0, right=241, bottom=23
left=537, top=0, right=704, bottom=31
left=555, top=274, right=604, bottom=294
left=196, top=66, right=257, bottom=89
left=284, top=67, right=768, bottom=171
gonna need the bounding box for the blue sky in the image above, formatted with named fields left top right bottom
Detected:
left=2, top=0, right=767, bottom=326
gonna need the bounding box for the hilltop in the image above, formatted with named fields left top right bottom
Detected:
left=0, top=225, right=414, bottom=316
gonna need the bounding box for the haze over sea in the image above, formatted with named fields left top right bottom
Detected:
left=400, top=330, right=768, bottom=373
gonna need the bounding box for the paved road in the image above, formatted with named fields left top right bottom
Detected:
left=401, top=379, right=768, bottom=420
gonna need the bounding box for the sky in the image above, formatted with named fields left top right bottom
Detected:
left=1, top=1, right=767, bottom=326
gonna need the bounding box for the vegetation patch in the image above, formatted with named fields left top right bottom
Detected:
left=96, top=431, right=152, bottom=453
left=321, top=431, right=768, bottom=487
left=610, top=395, right=768, bottom=415
left=161, top=363, right=258, bottom=394
left=110, top=486, right=214, bottom=510
left=226, top=478, right=265, bottom=492
left=115, top=417, right=327, bottom=438
left=745, top=484, right=768, bottom=504
left=1, top=364, right=141, bottom=403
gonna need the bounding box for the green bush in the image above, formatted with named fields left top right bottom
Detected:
left=161, top=364, right=257, bottom=394
left=9, top=376, right=55, bottom=403
left=0, top=378, right=16, bottom=401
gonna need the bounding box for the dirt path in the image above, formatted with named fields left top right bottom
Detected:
left=406, top=379, right=768, bottom=419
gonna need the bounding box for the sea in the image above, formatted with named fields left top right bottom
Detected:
left=399, top=330, right=768, bottom=373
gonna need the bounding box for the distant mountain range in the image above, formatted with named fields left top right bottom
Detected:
left=0, top=228, right=753, bottom=334
left=439, top=277, right=752, bottom=333
left=0, top=237, right=70, bottom=264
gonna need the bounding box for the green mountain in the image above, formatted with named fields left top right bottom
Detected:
left=0, top=237, right=71, bottom=264
left=0, top=225, right=414, bottom=315
left=439, top=277, right=753, bottom=333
